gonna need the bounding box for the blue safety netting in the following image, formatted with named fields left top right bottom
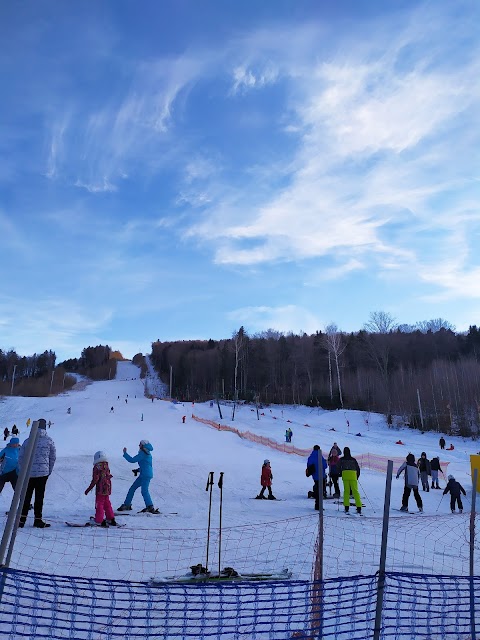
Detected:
left=1, top=568, right=478, bottom=639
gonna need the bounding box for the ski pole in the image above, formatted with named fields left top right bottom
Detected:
left=205, top=471, right=214, bottom=572
left=218, top=472, right=224, bottom=578
left=358, top=480, right=376, bottom=513
left=436, top=492, right=445, bottom=513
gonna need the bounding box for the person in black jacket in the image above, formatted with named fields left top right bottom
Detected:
left=417, top=452, right=431, bottom=492
left=430, top=456, right=443, bottom=489
left=443, top=475, right=466, bottom=513
left=439, top=436, right=446, bottom=450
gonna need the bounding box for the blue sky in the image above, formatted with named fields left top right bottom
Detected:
left=1, top=1, right=479, bottom=361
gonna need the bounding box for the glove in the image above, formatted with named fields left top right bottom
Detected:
left=132, top=468, right=140, bottom=476
left=395, top=475, right=399, bottom=480
left=84, top=488, right=90, bottom=495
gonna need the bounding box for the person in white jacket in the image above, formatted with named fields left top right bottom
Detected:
left=18, top=418, right=56, bottom=528
left=396, top=453, right=423, bottom=513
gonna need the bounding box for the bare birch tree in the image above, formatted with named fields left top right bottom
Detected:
left=324, top=323, right=346, bottom=408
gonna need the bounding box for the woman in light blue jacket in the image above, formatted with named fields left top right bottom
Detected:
left=118, top=440, right=156, bottom=513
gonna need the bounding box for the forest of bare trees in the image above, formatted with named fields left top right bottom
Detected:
left=150, top=315, right=480, bottom=438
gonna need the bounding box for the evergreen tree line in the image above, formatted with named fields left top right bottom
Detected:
left=0, top=344, right=116, bottom=396
left=150, top=316, right=480, bottom=438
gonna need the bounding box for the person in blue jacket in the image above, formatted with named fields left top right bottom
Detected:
left=117, top=440, right=156, bottom=513
left=306, top=445, right=328, bottom=511
left=0, top=436, right=20, bottom=494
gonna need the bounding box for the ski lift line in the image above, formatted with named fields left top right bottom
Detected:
left=191, top=415, right=451, bottom=475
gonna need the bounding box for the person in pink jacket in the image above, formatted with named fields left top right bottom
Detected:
left=85, top=451, right=118, bottom=527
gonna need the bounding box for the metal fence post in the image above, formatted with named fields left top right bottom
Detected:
left=0, top=420, right=40, bottom=602
left=373, top=459, right=393, bottom=640
left=470, top=468, right=477, bottom=640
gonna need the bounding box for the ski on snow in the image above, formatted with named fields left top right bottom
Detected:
left=152, top=567, right=292, bottom=584
left=392, top=509, right=422, bottom=515
left=65, top=521, right=126, bottom=528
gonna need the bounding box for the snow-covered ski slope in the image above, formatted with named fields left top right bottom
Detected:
left=0, top=361, right=477, bottom=580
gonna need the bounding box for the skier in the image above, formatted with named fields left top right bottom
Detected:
left=338, top=447, right=362, bottom=514
left=443, top=475, right=466, bottom=513
left=430, top=456, right=443, bottom=489
left=306, top=445, right=328, bottom=511
left=329, top=442, right=342, bottom=457
left=327, top=448, right=341, bottom=498
left=3, top=427, right=10, bottom=441
left=439, top=436, right=446, bottom=450
left=67, top=408, right=71, bottom=414
left=109, top=406, right=114, bottom=413
left=396, top=453, right=423, bottom=513
left=11, top=425, right=18, bottom=436
left=417, top=452, right=431, bottom=492
left=26, top=418, right=31, bottom=428
left=0, top=437, right=20, bottom=494
left=256, top=459, right=276, bottom=500
left=285, top=428, right=293, bottom=443
left=118, top=440, right=156, bottom=512
left=18, top=419, right=56, bottom=528
left=85, top=451, right=118, bottom=527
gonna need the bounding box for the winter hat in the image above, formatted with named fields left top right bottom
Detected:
left=421, top=452, right=426, bottom=457
left=139, top=439, right=150, bottom=447
left=448, top=474, right=455, bottom=481
left=343, top=446, right=352, bottom=458
left=94, top=451, right=108, bottom=464
left=9, top=437, right=19, bottom=445
left=38, top=418, right=47, bottom=430
left=264, top=459, right=270, bottom=465
left=406, top=453, right=416, bottom=464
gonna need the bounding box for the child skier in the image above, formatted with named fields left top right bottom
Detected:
left=118, top=440, right=156, bottom=512
left=256, top=459, right=276, bottom=500
left=0, top=437, right=20, bottom=494
left=443, top=475, right=466, bottom=513
left=85, top=451, right=117, bottom=526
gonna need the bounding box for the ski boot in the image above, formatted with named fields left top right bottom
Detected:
left=255, top=494, right=266, bottom=499
left=344, top=506, right=349, bottom=513
left=356, top=507, right=362, bottom=515
left=33, top=519, right=51, bottom=528
left=399, top=506, right=408, bottom=512
left=418, top=508, right=423, bottom=513
left=140, top=505, right=159, bottom=513
left=18, top=516, right=26, bottom=528
left=117, top=504, right=132, bottom=511
left=451, top=509, right=456, bottom=514
left=268, top=494, right=277, bottom=500
left=107, top=518, right=119, bottom=526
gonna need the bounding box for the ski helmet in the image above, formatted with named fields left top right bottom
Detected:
left=94, top=451, right=108, bottom=464
left=264, top=459, right=270, bottom=465
left=448, top=474, right=454, bottom=481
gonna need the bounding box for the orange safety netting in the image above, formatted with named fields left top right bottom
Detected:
left=191, top=415, right=450, bottom=475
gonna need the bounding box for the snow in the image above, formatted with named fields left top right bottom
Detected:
left=1, top=360, right=478, bottom=582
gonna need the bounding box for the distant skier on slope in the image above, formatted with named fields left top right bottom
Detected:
left=118, top=440, right=157, bottom=513
left=396, top=453, right=423, bottom=513
left=443, top=475, right=466, bottom=514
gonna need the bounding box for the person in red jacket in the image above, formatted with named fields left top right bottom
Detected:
left=255, top=459, right=276, bottom=500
